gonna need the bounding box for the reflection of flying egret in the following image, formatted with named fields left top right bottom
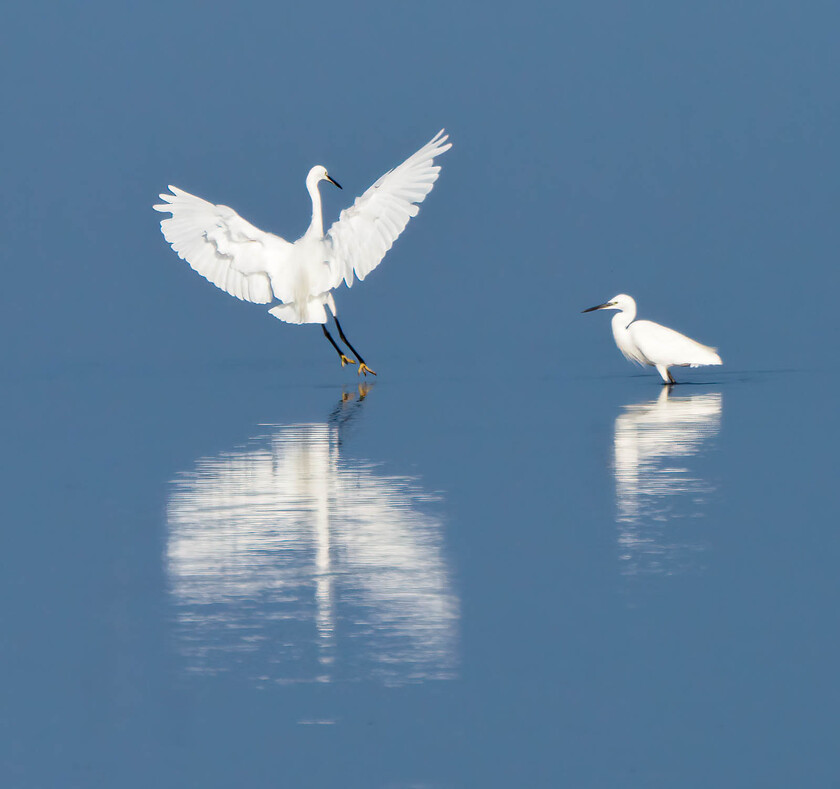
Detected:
left=583, top=294, right=722, bottom=383
left=166, top=387, right=458, bottom=685
left=154, top=131, right=452, bottom=376
left=613, top=387, right=722, bottom=576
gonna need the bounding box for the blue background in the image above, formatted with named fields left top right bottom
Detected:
left=2, top=1, right=839, bottom=787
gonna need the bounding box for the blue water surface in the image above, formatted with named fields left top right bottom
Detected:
left=2, top=361, right=837, bottom=787
left=3, top=1, right=840, bottom=785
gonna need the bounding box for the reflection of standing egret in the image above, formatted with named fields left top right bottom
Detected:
left=166, top=386, right=458, bottom=685
left=613, top=387, right=722, bottom=576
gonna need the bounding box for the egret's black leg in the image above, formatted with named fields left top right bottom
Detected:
left=322, top=324, right=357, bottom=368
left=334, top=317, right=376, bottom=376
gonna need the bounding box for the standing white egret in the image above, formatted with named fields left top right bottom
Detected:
left=583, top=294, right=722, bottom=383
left=154, top=130, right=452, bottom=376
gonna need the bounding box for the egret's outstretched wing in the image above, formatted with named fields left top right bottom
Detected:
left=630, top=320, right=722, bottom=367
left=326, top=130, right=451, bottom=288
left=154, top=186, right=293, bottom=304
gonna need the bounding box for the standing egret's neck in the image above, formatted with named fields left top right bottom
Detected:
left=305, top=172, right=324, bottom=239
left=612, top=300, right=637, bottom=330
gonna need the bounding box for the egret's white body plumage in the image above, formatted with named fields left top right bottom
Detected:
left=154, top=131, right=451, bottom=327
left=584, top=294, right=722, bottom=383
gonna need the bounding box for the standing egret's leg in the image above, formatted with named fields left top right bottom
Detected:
left=322, top=325, right=357, bottom=368
left=334, top=317, right=376, bottom=376
left=655, top=364, right=676, bottom=384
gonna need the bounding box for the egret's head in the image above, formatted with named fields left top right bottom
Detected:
left=307, top=165, right=342, bottom=190
left=582, top=293, right=635, bottom=313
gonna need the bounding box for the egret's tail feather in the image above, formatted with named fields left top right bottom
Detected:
left=269, top=297, right=329, bottom=325
left=689, top=345, right=722, bottom=367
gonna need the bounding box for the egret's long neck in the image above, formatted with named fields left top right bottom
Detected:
left=305, top=177, right=324, bottom=239
left=611, top=307, right=636, bottom=359
left=612, top=303, right=636, bottom=331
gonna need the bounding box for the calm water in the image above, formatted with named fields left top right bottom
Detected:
left=5, top=0, right=840, bottom=784
left=2, top=363, right=838, bottom=787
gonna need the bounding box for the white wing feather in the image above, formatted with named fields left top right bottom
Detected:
left=630, top=320, right=722, bottom=367
left=326, top=130, right=452, bottom=288
left=154, top=186, right=294, bottom=304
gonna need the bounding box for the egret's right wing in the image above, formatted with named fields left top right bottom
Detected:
left=154, top=186, right=293, bottom=304
left=325, top=130, right=451, bottom=288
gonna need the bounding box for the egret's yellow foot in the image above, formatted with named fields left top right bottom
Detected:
left=340, top=354, right=357, bottom=368
left=358, top=363, right=377, bottom=377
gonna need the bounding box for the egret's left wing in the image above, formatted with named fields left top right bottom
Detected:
left=631, top=320, right=722, bottom=367
left=325, top=130, right=451, bottom=288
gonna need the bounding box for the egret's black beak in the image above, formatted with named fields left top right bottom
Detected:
left=326, top=175, right=342, bottom=190
left=582, top=302, right=611, bottom=313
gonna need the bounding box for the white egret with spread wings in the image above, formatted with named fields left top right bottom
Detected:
left=154, top=130, right=452, bottom=375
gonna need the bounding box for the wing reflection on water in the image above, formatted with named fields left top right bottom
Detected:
left=166, top=387, right=458, bottom=685
left=613, top=388, right=722, bottom=576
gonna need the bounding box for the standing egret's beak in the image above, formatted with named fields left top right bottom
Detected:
left=325, top=174, right=342, bottom=190
left=582, top=301, right=613, bottom=313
